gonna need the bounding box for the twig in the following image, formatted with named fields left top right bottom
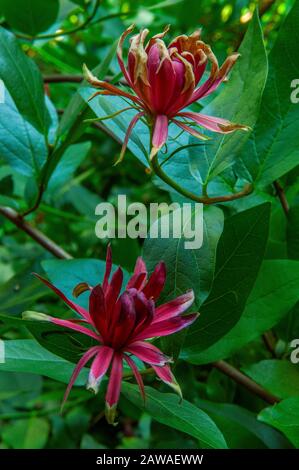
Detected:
left=43, top=74, right=127, bottom=85
left=15, top=0, right=101, bottom=41
left=273, top=180, right=289, bottom=216
left=213, top=360, right=280, bottom=405
left=0, top=206, right=72, bottom=260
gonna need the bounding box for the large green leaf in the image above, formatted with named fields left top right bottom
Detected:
left=1, top=0, right=59, bottom=36
left=237, top=0, right=299, bottom=186
left=182, top=203, right=270, bottom=358
left=2, top=417, right=50, bottom=449
left=0, top=26, right=49, bottom=134
left=0, top=338, right=88, bottom=384
left=122, top=383, right=227, bottom=449
left=0, top=268, right=47, bottom=315
left=186, top=260, right=299, bottom=364
left=143, top=205, right=224, bottom=308
left=143, top=205, right=224, bottom=357
left=197, top=399, right=291, bottom=449
left=183, top=9, right=267, bottom=187
left=259, top=397, right=299, bottom=448
left=0, top=91, right=47, bottom=177
left=243, top=360, right=299, bottom=400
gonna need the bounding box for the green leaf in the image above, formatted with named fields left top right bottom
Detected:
left=2, top=417, right=50, bottom=449
left=237, top=0, right=299, bottom=186
left=46, top=141, right=91, bottom=195
left=0, top=338, right=88, bottom=384
left=243, top=360, right=299, bottom=400
left=143, top=205, right=224, bottom=356
left=0, top=90, right=47, bottom=177
left=122, top=383, right=227, bottom=449
left=186, top=9, right=267, bottom=184
left=0, top=268, right=47, bottom=315
left=1, top=0, right=59, bottom=36
left=183, top=203, right=270, bottom=358
left=187, top=259, right=299, bottom=364
left=259, top=397, right=299, bottom=448
left=0, top=26, right=49, bottom=134
left=143, top=205, right=224, bottom=308
left=197, top=400, right=291, bottom=449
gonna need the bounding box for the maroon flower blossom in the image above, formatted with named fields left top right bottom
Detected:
left=83, top=25, right=248, bottom=162
left=26, top=247, right=197, bottom=424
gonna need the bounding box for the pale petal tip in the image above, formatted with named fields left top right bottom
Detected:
left=22, top=311, right=50, bottom=322
left=105, top=403, right=118, bottom=426
left=86, top=374, right=101, bottom=394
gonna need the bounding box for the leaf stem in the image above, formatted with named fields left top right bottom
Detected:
left=150, top=154, right=253, bottom=205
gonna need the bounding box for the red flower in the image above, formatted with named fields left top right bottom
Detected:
left=26, top=247, right=197, bottom=424
left=83, top=26, right=248, bottom=163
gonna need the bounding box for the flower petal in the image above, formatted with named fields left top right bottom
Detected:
left=177, top=112, right=249, bottom=133
left=62, top=346, right=100, bottom=409
left=105, top=353, right=123, bottom=424
left=124, top=354, right=145, bottom=403
left=154, top=290, right=195, bottom=322
left=172, top=119, right=210, bottom=141
left=105, top=267, right=124, bottom=313
left=87, top=346, right=114, bottom=393
left=152, top=364, right=182, bottom=399
left=150, top=115, right=169, bottom=159
left=134, top=313, right=199, bottom=340
left=89, top=284, right=108, bottom=339
left=117, top=24, right=135, bottom=86
left=142, top=261, right=166, bottom=301
left=103, top=244, right=112, bottom=291
left=33, top=273, right=91, bottom=322
left=50, top=316, right=102, bottom=342
left=126, top=340, right=170, bottom=366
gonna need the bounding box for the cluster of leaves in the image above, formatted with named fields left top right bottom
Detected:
left=1, top=0, right=299, bottom=450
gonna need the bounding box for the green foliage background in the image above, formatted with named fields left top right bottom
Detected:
left=0, top=0, right=299, bottom=450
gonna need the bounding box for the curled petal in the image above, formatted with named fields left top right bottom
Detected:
left=116, top=112, right=145, bottom=165
left=84, top=66, right=142, bottom=106
left=105, top=354, right=123, bottom=425
left=126, top=340, right=170, bottom=366
left=129, top=29, right=150, bottom=85
left=154, top=290, right=195, bottom=322
left=152, top=364, right=182, bottom=399
left=124, top=355, right=145, bottom=403
left=117, top=24, right=135, bottom=86
left=87, top=346, right=114, bottom=393
left=62, top=346, right=100, bottom=409
left=135, top=313, right=199, bottom=340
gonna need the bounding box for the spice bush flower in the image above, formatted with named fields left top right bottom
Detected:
left=25, top=246, right=197, bottom=424
left=83, top=25, right=248, bottom=162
